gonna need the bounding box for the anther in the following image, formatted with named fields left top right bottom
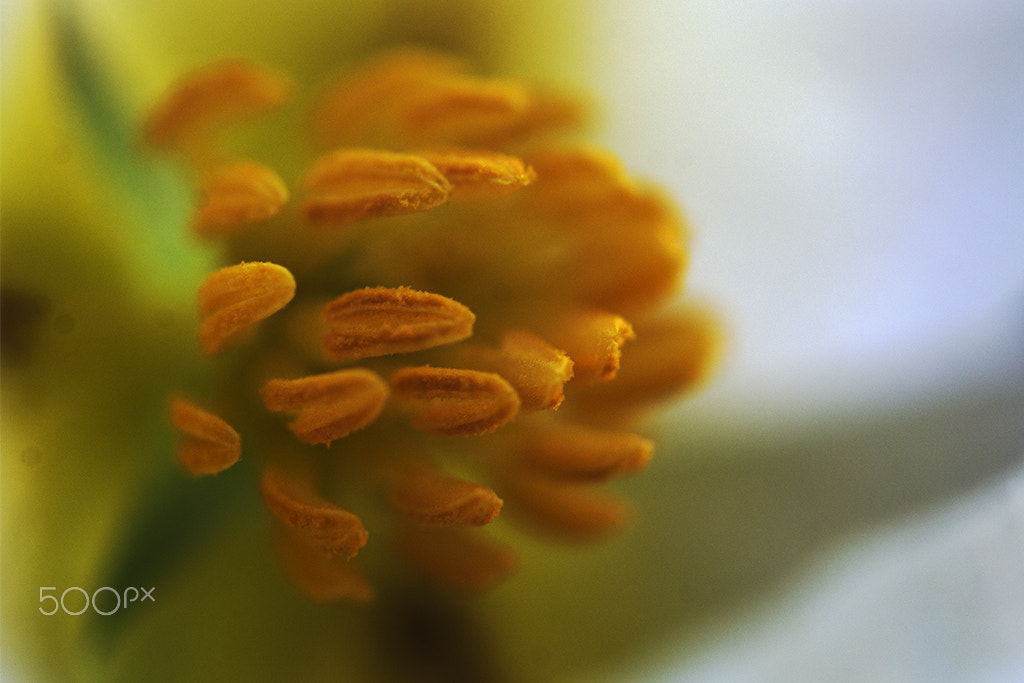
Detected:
left=483, top=88, right=586, bottom=146
left=197, top=262, right=296, bottom=355
left=503, top=474, right=630, bottom=540
left=276, top=528, right=374, bottom=603
left=390, top=366, right=520, bottom=436
left=580, top=307, right=725, bottom=416
left=516, top=425, right=653, bottom=481
left=466, top=331, right=574, bottom=411
left=312, top=49, right=468, bottom=147
left=260, top=465, right=368, bottom=558
left=398, top=528, right=518, bottom=592
left=418, top=149, right=536, bottom=201
left=546, top=310, right=635, bottom=384
left=568, top=224, right=685, bottom=313
left=394, top=75, right=531, bottom=146
left=321, top=287, right=474, bottom=361
left=303, top=149, right=451, bottom=225
left=142, top=59, right=289, bottom=161
left=168, top=398, right=241, bottom=476
left=389, top=460, right=503, bottom=526
left=260, top=369, right=389, bottom=446
left=192, top=161, right=288, bottom=236
left=524, top=145, right=637, bottom=214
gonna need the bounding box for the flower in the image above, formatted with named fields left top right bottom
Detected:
left=143, top=48, right=722, bottom=602
left=5, top=1, right=1021, bottom=682
left=2, top=2, right=726, bottom=680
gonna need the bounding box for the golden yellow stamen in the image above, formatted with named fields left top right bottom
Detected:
left=417, top=149, right=536, bottom=201
left=390, top=366, right=520, bottom=436
left=580, top=306, right=725, bottom=419
left=313, top=50, right=580, bottom=150
left=260, top=369, right=389, bottom=446
left=516, top=425, right=652, bottom=481
left=524, top=145, right=637, bottom=214
left=168, top=398, right=241, bottom=476
left=197, top=261, right=296, bottom=356
left=303, top=149, right=452, bottom=225
left=569, top=222, right=685, bottom=314
left=465, top=331, right=574, bottom=411
left=483, top=87, right=587, bottom=147
left=313, top=49, right=469, bottom=147
left=394, top=75, right=531, bottom=146
left=276, top=528, right=374, bottom=603
left=547, top=310, right=635, bottom=384
left=398, top=528, right=518, bottom=592
left=142, top=59, right=289, bottom=161
left=192, top=161, right=288, bottom=236
left=260, top=465, right=368, bottom=558
left=389, top=460, right=503, bottom=527
left=151, top=49, right=722, bottom=602
left=502, top=474, right=630, bottom=540
left=321, top=286, right=475, bottom=361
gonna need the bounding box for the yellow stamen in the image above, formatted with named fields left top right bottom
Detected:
left=321, top=286, right=475, bottom=361
left=142, top=59, right=289, bottom=163
left=313, top=49, right=582, bottom=150
left=197, top=262, right=296, bottom=356
left=568, top=222, right=685, bottom=313
left=418, top=149, right=536, bottom=201
left=394, top=75, right=531, bottom=146
left=481, top=87, right=586, bottom=147
left=192, top=161, right=288, bottom=236
left=168, top=398, right=241, bottom=476
left=502, top=473, right=631, bottom=540
left=313, top=49, right=469, bottom=147
left=464, top=331, right=574, bottom=411
left=516, top=424, right=652, bottom=481
left=398, top=528, right=518, bottom=592
left=150, top=49, right=722, bottom=602
left=276, top=528, right=374, bottom=603
left=390, top=366, right=520, bottom=436
left=303, top=149, right=451, bottom=225
left=389, top=460, right=503, bottom=527
left=580, top=306, right=726, bottom=418
left=524, top=145, right=637, bottom=214
left=260, top=465, right=368, bottom=558
left=547, top=310, right=635, bottom=384
left=260, top=369, right=389, bottom=446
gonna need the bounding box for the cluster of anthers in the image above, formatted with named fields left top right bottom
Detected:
left=148, top=50, right=721, bottom=603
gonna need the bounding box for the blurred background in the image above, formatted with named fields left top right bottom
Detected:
left=587, top=1, right=1024, bottom=680
left=596, top=0, right=1024, bottom=425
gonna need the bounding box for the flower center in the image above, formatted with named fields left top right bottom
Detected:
left=149, top=49, right=722, bottom=602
